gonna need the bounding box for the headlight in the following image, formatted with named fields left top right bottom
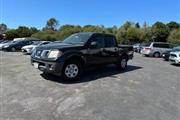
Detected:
left=27, top=47, right=33, bottom=49
left=48, top=49, right=63, bottom=59
left=3, top=45, right=9, bottom=48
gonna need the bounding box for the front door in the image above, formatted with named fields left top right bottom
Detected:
left=86, top=35, right=108, bottom=65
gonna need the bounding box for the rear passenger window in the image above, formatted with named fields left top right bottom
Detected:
left=163, top=44, right=170, bottom=48
left=104, top=36, right=116, bottom=47
left=153, top=43, right=160, bottom=47
left=153, top=43, right=170, bottom=48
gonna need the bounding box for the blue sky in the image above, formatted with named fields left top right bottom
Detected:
left=1, top=0, right=180, bottom=29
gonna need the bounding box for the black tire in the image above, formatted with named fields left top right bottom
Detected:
left=154, top=52, right=160, bottom=58
left=116, top=56, right=128, bottom=70
left=11, top=47, right=16, bottom=52
left=62, top=60, right=83, bottom=80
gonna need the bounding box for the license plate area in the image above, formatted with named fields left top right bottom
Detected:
left=33, top=62, right=39, bottom=69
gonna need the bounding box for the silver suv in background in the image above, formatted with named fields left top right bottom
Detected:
left=141, top=42, right=173, bottom=58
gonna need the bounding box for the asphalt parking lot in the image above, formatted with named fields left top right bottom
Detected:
left=0, top=51, right=180, bottom=120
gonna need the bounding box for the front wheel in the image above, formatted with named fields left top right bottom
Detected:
left=11, top=47, right=16, bottom=52
left=116, top=57, right=128, bottom=70
left=62, top=60, right=83, bottom=80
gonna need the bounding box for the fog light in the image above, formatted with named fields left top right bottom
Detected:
left=49, top=64, right=53, bottom=71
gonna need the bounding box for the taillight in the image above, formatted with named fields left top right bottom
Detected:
left=145, top=48, right=151, bottom=50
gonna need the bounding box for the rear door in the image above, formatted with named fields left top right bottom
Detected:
left=153, top=43, right=172, bottom=55
left=103, top=35, right=119, bottom=63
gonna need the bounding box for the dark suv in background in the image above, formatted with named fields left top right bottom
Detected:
left=2, top=40, right=40, bottom=51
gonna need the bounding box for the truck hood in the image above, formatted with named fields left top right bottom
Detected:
left=36, top=42, right=84, bottom=50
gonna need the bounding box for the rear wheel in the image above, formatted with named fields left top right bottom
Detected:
left=62, top=60, right=83, bottom=80
left=154, top=52, right=160, bottom=58
left=116, top=56, right=128, bottom=70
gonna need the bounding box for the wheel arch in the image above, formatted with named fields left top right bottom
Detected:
left=153, top=51, right=161, bottom=57
left=64, top=54, right=86, bottom=67
left=121, top=53, right=129, bottom=60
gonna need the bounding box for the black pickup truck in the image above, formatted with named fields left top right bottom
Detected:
left=31, top=32, right=133, bottom=80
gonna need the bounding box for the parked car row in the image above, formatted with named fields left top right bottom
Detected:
left=133, top=42, right=180, bottom=65
left=0, top=33, right=134, bottom=80
left=0, top=39, right=52, bottom=53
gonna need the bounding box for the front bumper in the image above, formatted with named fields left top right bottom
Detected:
left=22, top=48, right=32, bottom=54
left=31, top=58, right=65, bottom=76
left=169, top=57, right=180, bottom=64
left=2, top=47, right=10, bottom=51
left=162, top=54, right=169, bottom=60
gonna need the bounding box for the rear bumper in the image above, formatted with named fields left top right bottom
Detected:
left=141, top=50, right=153, bottom=56
left=31, top=58, right=64, bottom=76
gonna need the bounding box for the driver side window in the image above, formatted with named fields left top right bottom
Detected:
left=91, top=36, right=104, bottom=49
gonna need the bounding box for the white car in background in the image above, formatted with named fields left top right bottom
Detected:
left=21, top=41, right=51, bottom=54
left=169, top=51, right=180, bottom=65
left=141, top=42, right=173, bottom=58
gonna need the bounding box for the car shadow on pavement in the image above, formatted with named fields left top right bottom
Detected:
left=40, top=65, right=142, bottom=84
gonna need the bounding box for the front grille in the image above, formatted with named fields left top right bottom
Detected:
left=170, top=54, right=177, bottom=58
left=35, top=50, right=43, bottom=58
left=41, top=50, right=50, bottom=58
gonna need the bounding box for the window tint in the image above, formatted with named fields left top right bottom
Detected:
left=104, top=36, right=116, bottom=47
left=92, top=36, right=104, bottom=48
left=153, top=43, right=160, bottom=47
left=141, top=43, right=151, bottom=47
left=163, top=44, right=170, bottom=48
left=153, top=43, right=170, bottom=48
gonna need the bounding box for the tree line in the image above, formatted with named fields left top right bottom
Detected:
left=0, top=18, right=180, bottom=45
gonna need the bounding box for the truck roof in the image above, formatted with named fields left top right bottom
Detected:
left=74, top=32, right=115, bottom=37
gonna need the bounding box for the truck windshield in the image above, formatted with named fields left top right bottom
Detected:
left=62, top=33, right=91, bottom=44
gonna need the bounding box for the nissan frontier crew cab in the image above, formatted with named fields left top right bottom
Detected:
left=31, top=32, right=133, bottom=80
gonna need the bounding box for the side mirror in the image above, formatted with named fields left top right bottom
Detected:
left=90, top=41, right=97, bottom=48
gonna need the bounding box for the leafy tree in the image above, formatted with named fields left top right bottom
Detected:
left=135, top=23, right=140, bottom=28
left=5, top=26, right=39, bottom=40
left=141, top=27, right=153, bottom=42
left=29, top=27, right=39, bottom=34
left=31, top=31, right=57, bottom=41
left=83, top=25, right=104, bottom=33
left=16, top=26, right=32, bottom=37
left=116, top=28, right=128, bottom=44
left=5, top=29, right=19, bottom=40
left=126, top=27, right=143, bottom=43
left=57, top=25, right=82, bottom=40
left=166, top=21, right=179, bottom=31
left=122, top=21, right=135, bottom=30
left=0, top=23, right=7, bottom=34
left=168, top=29, right=180, bottom=44
left=44, top=18, right=59, bottom=31
left=151, top=22, right=169, bottom=42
